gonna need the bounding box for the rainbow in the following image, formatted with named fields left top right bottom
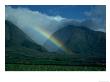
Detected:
left=34, top=27, right=71, bottom=53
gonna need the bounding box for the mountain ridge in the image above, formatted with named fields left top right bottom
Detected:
left=5, top=20, right=106, bottom=66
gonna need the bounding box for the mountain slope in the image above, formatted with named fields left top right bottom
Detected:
left=5, top=20, right=79, bottom=66
left=5, top=20, right=106, bottom=67
left=5, top=20, right=47, bottom=52
left=5, top=20, right=51, bottom=65
left=44, top=24, right=106, bottom=64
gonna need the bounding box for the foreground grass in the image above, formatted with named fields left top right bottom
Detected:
left=5, top=64, right=106, bottom=71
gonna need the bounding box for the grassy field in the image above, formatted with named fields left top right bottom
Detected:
left=5, top=64, right=106, bottom=71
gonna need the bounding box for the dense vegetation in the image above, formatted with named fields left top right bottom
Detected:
left=5, top=46, right=106, bottom=71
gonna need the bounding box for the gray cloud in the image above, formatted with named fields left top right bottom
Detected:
left=5, top=6, right=66, bottom=45
left=83, top=5, right=106, bottom=32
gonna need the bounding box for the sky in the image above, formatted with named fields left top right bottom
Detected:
left=8, top=5, right=106, bottom=31
left=9, top=5, right=93, bottom=20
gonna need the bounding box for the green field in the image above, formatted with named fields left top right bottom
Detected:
left=5, top=64, right=106, bottom=71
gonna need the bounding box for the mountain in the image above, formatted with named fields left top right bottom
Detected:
left=5, top=20, right=106, bottom=66
left=5, top=20, right=49, bottom=65
left=5, top=20, right=78, bottom=65
left=44, top=24, right=106, bottom=64
left=5, top=20, right=47, bottom=52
